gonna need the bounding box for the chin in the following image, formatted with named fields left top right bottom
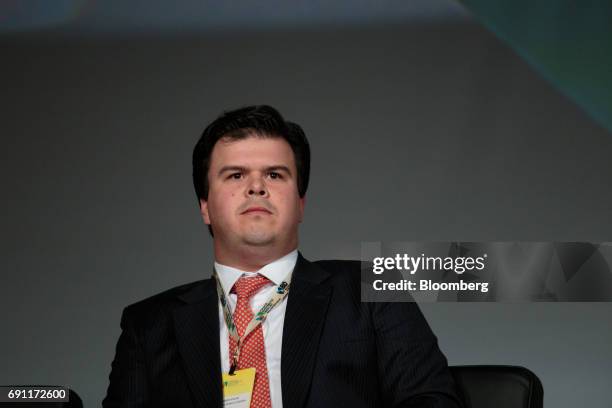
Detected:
left=241, top=230, right=276, bottom=247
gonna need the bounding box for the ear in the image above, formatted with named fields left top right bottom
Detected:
left=298, top=196, right=306, bottom=223
left=199, top=198, right=211, bottom=225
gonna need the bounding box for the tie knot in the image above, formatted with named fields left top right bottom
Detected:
left=231, top=274, right=270, bottom=299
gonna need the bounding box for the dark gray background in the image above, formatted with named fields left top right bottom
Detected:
left=2, top=21, right=611, bottom=408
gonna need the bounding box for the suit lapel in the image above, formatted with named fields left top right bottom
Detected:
left=173, top=279, right=222, bottom=408
left=282, top=253, right=332, bottom=408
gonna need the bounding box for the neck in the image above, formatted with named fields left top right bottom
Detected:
left=214, top=242, right=297, bottom=272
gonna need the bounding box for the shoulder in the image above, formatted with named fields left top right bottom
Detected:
left=120, top=279, right=210, bottom=328
left=312, top=259, right=363, bottom=285
left=307, top=259, right=366, bottom=303
left=314, top=259, right=361, bottom=272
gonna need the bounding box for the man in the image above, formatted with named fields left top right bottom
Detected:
left=103, top=105, right=461, bottom=408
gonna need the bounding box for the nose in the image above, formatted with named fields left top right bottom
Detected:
left=246, top=175, right=269, bottom=198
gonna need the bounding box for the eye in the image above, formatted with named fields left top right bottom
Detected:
left=228, top=172, right=242, bottom=180
left=268, top=171, right=282, bottom=179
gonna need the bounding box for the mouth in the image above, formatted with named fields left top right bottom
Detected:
left=242, top=207, right=272, bottom=215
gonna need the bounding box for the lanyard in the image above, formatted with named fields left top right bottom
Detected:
left=213, top=269, right=291, bottom=375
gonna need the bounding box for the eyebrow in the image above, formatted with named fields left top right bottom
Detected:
left=217, top=165, right=293, bottom=177
left=266, top=165, right=292, bottom=176
left=217, top=166, right=247, bottom=176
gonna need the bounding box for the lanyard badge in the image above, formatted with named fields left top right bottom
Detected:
left=213, top=269, right=292, bottom=375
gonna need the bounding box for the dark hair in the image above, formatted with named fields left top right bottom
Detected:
left=192, top=105, right=310, bottom=204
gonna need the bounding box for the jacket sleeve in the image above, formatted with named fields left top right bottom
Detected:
left=103, top=307, right=150, bottom=408
left=370, top=301, right=463, bottom=408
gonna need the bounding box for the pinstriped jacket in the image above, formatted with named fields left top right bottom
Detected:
left=103, top=253, right=461, bottom=408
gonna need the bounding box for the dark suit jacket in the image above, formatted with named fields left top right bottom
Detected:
left=103, top=254, right=461, bottom=407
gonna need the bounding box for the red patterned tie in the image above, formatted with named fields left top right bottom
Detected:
left=230, top=275, right=272, bottom=408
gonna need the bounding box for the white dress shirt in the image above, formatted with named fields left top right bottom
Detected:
left=215, top=250, right=297, bottom=408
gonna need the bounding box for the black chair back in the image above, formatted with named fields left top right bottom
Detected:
left=450, top=365, right=543, bottom=408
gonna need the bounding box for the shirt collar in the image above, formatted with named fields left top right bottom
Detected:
left=214, top=249, right=298, bottom=297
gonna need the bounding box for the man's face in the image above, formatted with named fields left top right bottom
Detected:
left=199, top=135, right=305, bottom=251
